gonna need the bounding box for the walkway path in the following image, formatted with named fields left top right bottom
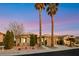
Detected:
left=41, top=45, right=51, bottom=50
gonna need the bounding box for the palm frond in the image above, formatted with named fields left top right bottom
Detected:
left=46, top=3, right=59, bottom=16
left=35, top=3, right=45, bottom=10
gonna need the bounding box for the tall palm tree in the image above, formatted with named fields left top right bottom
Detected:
left=46, top=3, right=59, bottom=47
left=35, top=3, right=45, bottom=47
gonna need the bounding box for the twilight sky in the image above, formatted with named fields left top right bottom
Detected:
left=0, top=3, right=79, bottom=36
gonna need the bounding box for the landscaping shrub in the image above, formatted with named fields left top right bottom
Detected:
left=30, top=34, right=37, bottom=48
left=57, top=39, right=64, bottom=45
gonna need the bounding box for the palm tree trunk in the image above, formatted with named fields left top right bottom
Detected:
left=51, top=16, right=54, bottom=47
left=39, top=9, right=42, bottom=47
left=70, top=40, right=72, bottom=47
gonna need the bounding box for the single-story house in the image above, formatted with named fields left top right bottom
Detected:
left=16, top=33, right=31, bottom=46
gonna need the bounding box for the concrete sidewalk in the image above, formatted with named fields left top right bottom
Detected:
left=0, top=45, right=79, bottom=56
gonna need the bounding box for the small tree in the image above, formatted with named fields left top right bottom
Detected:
left=30, top=34, right=37, bottom=49
left=3, top=30, right=14, bottom=49
left=8, top=21, right=24, bottom=46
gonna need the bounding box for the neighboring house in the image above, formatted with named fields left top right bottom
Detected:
left=75, top=36, right=79, bottom=44
left=41, top=35, right=51, bottom=47
left=63, top=35, right=76, bottom=46
left=41, top=34, right=59, bottom=47
left=0, top=32, right=4, bottom=46
left=16, top=33, right=30, bottom=46
left=20, top=34, right=30, bottom=46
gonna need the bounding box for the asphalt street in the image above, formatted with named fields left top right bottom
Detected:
left=19, top=48, right=79, bottom=56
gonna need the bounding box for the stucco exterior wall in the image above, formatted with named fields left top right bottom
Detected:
left=0, top=34, right=4, bottom=42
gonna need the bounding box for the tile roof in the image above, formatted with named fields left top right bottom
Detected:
left=0, top=32, right=4, bottom=35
